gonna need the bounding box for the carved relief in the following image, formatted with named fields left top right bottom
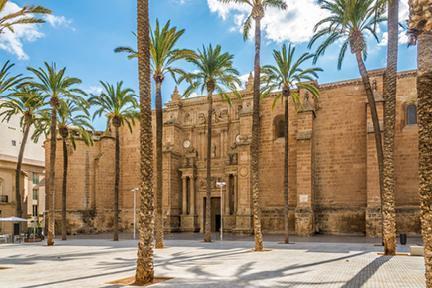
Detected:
left=213, top=108, right=229, bottom=123
left=183, top=112, right=192, bottom=125
left=198, top=112, right=206, bottom=125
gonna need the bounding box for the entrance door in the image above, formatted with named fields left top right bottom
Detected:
left=212, top=197, right=221, bottom=232
left=13, top=223, right=20, bottom=235
left=203, top=197, right=221, bottom=232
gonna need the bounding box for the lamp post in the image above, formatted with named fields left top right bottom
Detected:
left=130, top=188, right=139, bottom=240
left=216, top=181, right=226, bottom=241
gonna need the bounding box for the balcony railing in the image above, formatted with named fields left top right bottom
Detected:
left=0, top=195, right=8, bottom=203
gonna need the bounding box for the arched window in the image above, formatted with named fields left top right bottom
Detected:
left=274, top=116, right=286, bottom=139
left=406, top=104, right=417, bottom=125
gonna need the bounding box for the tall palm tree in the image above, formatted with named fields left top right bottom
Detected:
left=0, top=61, right=27, bottom=219
left=27, top=62, right=85, bottom=246
left=218, top=0, right=287, bottom=252
left=180, top=44, right=241, bottom=243
left=0, top=86, right=43, bottom=219
left=379, top=0, right=398, bottom=256
left=89, top=81, right=138, bottom=242
left=33, top=99, right=93, bottom=241
left=408, top=1, right=432, bottom=285
left=309, top=0, right=386, bottom=237
left=135, top=0, right=154, bottom=284
left=261, top=43, right=321, bottom=244
left=58, top=101, right=93, bottom=241
left=115, top=20, right=193, bottom=249
left=0, top=0, right=51, bottom=34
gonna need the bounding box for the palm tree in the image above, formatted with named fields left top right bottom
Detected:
left=408, top=1, right=432, bottom=285
left=180, top=44, right=241, bottom=243
left=115, top=20, right=193, bottom=249
left=89, top=81, right=138, bottom=242
left=57, top=100, right=93, bottom=240
left=309, top=0, right=386, bottom=238
left=379, top=0, right=398, bottom=256
left=0, top=0, right=51, bottom=34
left=0, top=61, right=25, bottom=96
left=0, top=86, right=43, bottom=220
left=0, top=61, right=27, bottom=219
left=217, top=0, right=287, bottom=252
left=27, top=62, right=85, bottom=246
left=261, top=43, right=321, bottom=244
left=135, top=0, right=154, bottom=284
left=33, top=99, right=93, bottom=241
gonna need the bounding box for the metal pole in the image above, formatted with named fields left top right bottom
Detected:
left=220, top=185, right=223, bottom=241
left=133, top=189, right=136, bottom=240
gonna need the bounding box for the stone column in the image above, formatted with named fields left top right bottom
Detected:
left=233, top=99, right=253, bottom=234
left=295, top=110, right=315, bottom=236
left=366, top=98, right=384, bottom=237
left=182, top=176, right=187, bottom=215
left=190, top=176, right=196, bottom=216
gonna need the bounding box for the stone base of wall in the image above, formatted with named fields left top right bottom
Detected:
left=166, top=215, right=180, bottom=232
left=396, top=206, right=421, bottom=235
left=295, top=208, right=314, bottom=236
left=316, top=207, right=366, bottom=236
left=233, top=214, right=253, bottom=235
left=56, top=206, right=422, bottom=237
left=261, top=208, right=295, bottom=233
left=366, top=207, right=382, bottom=237
left=180, top=215, right=199, bottom=232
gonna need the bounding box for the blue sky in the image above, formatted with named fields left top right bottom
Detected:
left=0, top=0, right=417, bottom=130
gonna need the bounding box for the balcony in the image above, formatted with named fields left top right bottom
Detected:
left=0, top=195, right=8, bottom=203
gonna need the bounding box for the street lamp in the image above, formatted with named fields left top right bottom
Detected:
left=216, top=181, right=226, bottom=241
left=130, top=187, right=140, bottom=240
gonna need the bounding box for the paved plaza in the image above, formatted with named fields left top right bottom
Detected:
left=0, top=234, right=426, bottom=288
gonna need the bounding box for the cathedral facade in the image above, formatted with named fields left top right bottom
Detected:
left=45, top=69, right=420, bottom=237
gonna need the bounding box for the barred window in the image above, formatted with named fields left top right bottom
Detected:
left=406, top=104, right=417, bottom=125
left=274, top=116, right=286, bottom=139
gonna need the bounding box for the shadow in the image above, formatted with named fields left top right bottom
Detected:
left=20, top=267, right=136, bottom=288
left=341, top=256, right=392, bottom=288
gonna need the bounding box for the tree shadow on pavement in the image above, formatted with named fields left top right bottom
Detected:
left=341, top=256, right=392, bottom=288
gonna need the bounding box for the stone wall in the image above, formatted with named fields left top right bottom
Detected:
left=45, top=69, right=421, bottom=237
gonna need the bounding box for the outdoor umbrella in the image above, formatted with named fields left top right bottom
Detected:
left=0, top=217, right=28, bottom=222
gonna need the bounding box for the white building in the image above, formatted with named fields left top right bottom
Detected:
left=0, top=101, right=45, bottom=235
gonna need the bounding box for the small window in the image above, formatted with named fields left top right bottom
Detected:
left=11, top=140, right=16, bottom=146
left=274, top=116, right=286, bottom=139
left=32, top=189, right=38, bottom=201
left=406, top=104, right=417, bottom=125
left=32, top=174, right=39, bottom=185
left=32, top=205, right=38, bottom=217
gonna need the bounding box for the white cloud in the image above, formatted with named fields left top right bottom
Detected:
left=208, top=0, right=410, bottom=45
left=208, top=0, right=329, bottom=43
left=0, top=1, right=73, bottom=60
left=84, top=85, right=103, bottom=96
left=44, top=14, right=73, bottom=29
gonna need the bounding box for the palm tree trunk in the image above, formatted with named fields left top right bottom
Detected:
left=355, top=50, right=385, bottom=232
left=204, top=92, right=213, bottom=243
left=15, top=122, right=31, bottom=219
left=155, top=79, right=164, bottom=249
left=251, top=17, right=264, bottom=252
left=382, top=0, right=398, bottom=256
left=47, top=100, right=58, bottom=246
left=283, top=92, right=289, bottom=244
left=61, top=136, right=68, bottom=241
left=113, top=124, right=120, bottom=241
left=417, top=31, right=432, bottom=288
left=135, top=0, right=154, bottom=284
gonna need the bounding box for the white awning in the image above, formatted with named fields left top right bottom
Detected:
left=0, top=217, right=28, bottom=222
